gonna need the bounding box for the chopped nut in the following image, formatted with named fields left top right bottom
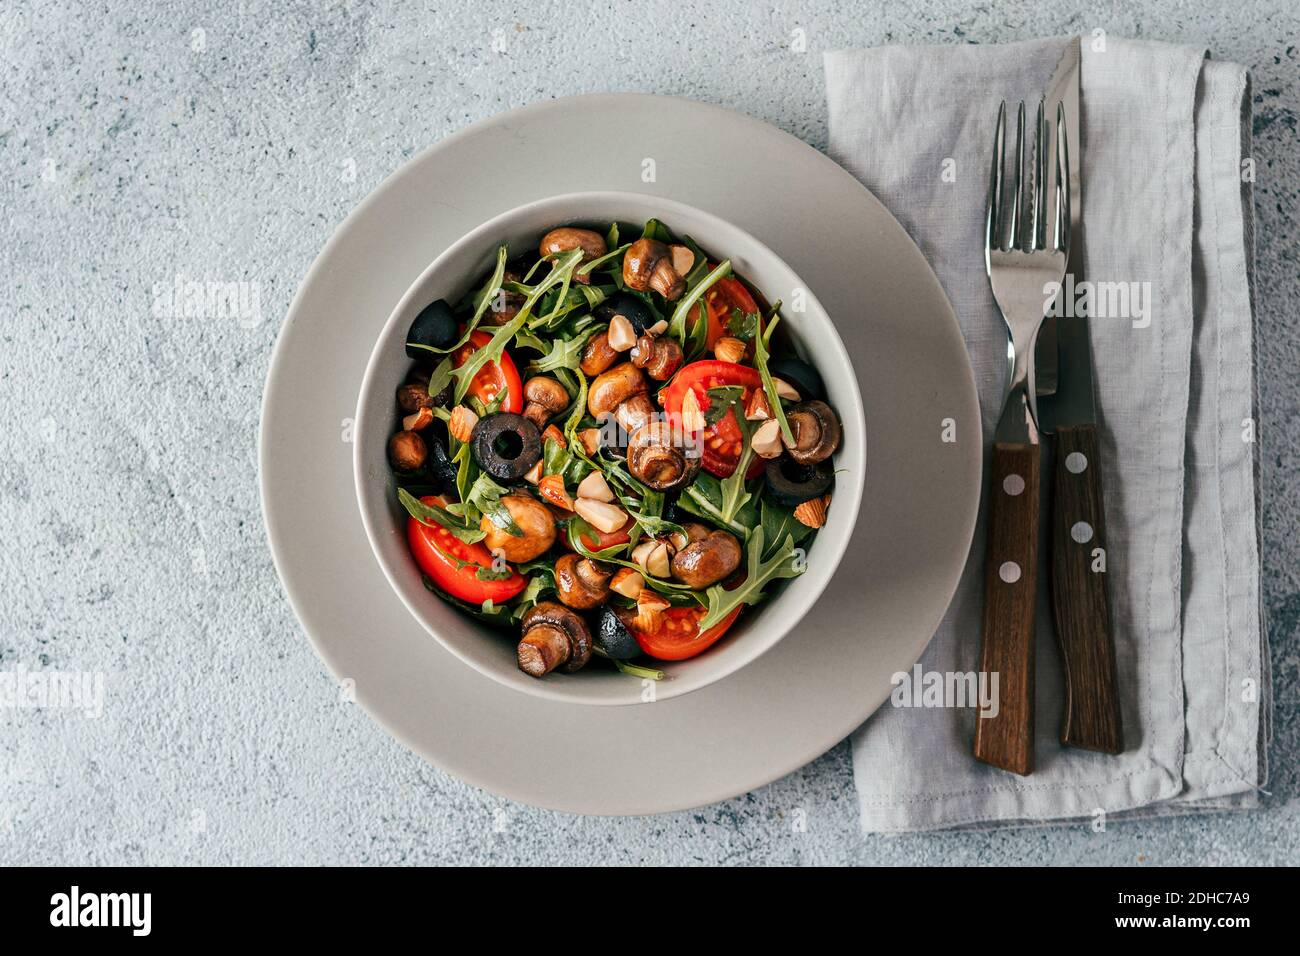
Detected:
left=607, top=314, right=637, bottom=351
left=538, top=474, right=574, bottom=511
left=388, top=431, right=426, bottom=471
left=523, top=460, right=543, bottom=485
left=448, top=405, right=479, bottom=443
left=574, top=497, right=627, bottom=534
left=541, top=424, right=566, bottom=448
left=750, top=419, right=783, bottom=458
left=609, top=567, right=645, bottom=600
left=772, top=377, right=801, bottom=401
left=663, top=529, right=689, bottom=552
left=745, top=388, right=772, bottom=421
left=578, top=427, right=602, bottom=456
left=793, top=494, right=831, bottom=529
left=576, top=470, right=615, bottom=502
left=680, top=387, right=706, bottom=433
left=634, top=590, right=671, bottom=633
left=669, top=244, right=695, bottom=277
left=713, top=336, right=747, bottom=364
left=631, top=539, right=673, bottom=578
left=402, top=406, right=434, bottom=432
left=646, top=319, right=669, bottom=336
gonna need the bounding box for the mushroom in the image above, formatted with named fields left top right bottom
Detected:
left=671, top=525, right=743, bottom=588
left=627, top=420, right=700, bottom=492
left=518, top=601, right=593, bottom=677
left=614, top=393, right=656, bottom=436
left=587, top=362, right=648, bottom=419
left=623, top=238, right=686, bottom=301
left=479, top=494, right=556, bottom=562
left=554, top=553, right=613, bottom=610
left=485, top=267, right=526, bottom=326
left=781, top=400, right=842, bottom=464
left=523, top=376, right=570, bottom=428
left=388, top=431, right=426, bottom=470
left=539, top=227, right=607, bottom=284
left=631, top=333, right=683, bottom=381
left=580, top=329, right=619, bottom=377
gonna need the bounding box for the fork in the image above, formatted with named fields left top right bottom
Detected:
left=972, top=100, right=1070, bottom=775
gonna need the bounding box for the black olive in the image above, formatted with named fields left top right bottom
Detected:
left=596, top=292, right=659, bottom=335
left=764, top=456, right=834, bottom=506
left=767, top=355, right=826, bottom=402
left=596, top=607, right=641, bottom=660
left=470, top=412, right=542, bottom=482
left=426, top=434, right=458, bottom=496
left=406, top=299, right=458, bottom=359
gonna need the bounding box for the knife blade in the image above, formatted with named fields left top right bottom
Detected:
left=1035, top=37, right=1124, bottom=754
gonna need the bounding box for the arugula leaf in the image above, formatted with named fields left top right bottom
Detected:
left=703, top=386, right=757, bottom=525
left=726, top=306, right=760, bottom=341
left=640, top=218, right=673, bottom=243
left=704, top=385, right=745, bottom=425
left=465, top=473, right=522, bottom=537
left=753, top=305, right=794, bottom=445
left=410, top=246, right=508, bottom=359
left=679, top=473, right=747, bottom=537
left=397, top=488, right=486, bottom=544
left=567, top=517, right=701, bottom=601
left=669, top=259, right=731, bottom=343
left=759, top=496, right=814, bottom=559
left=697, top=527, right=805, bottom=631
left=576, top=242, right=630, bottom=282
left=525, top=328, right=598, bottom=376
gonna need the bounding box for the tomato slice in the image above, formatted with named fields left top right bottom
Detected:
left=623, top=605, right=743, bottom=661
left=453, top=329, right=523, bottom=413
left=661, top=360, right=766, bottom=478
left=561, top=515, right=636, bottom=553
left=407, top=495, right=527, bottom=604
left=692, top=275, right=760, bottom=349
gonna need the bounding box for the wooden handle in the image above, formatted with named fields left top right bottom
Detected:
left=973, top=441, right=1040, bottom=775
left=1050, top=424, right=1123, bottom=753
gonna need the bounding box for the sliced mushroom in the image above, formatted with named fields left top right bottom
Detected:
left=554, top=553, right=612, bottom=610
left=671, top=527, right=743, bottom=588
left=627, top=420, right=700, bottom=492
left=588, top=362, right=647, bottom=419
left=623, top=238, right=686, bottom=301
left=523, top=376, right=570, bottom=428
left=781, top=400, right=842, bottom=464
left=518, top=601, right=593, bottom=676
left=539, top=227, right=607, bottom=283
left=631, top=333, right=683, bottom=380
left=479, top=494, right=556, bottom=562
left=580, top=329, right=619, bottom=377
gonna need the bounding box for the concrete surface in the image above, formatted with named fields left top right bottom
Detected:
left=1, top=0, right=1296, bottom=865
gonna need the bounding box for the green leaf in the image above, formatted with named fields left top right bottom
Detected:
left=697, top=527, right=805, bottom=632
left=526, top=328, right=598, bottom=376
left=753, top=306, right=795, bottom=445
left=703, top=385, right=746, bottom=425
left=465, top=473, right=522, bottom=536
left=669, top=259, right=731, bottom=343
left=679, top=473, right=748, bottom=537
left=759, top=496, right=814, bottom=559
left=613, top=659, right=664, bottom=681
left=397, top=488, right=485, bottom=544
left=726, top=306, right=760, bottom=341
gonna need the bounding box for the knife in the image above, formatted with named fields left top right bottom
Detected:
left=1036, top=37, right=1124, bottom=754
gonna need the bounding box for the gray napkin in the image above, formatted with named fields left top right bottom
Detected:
left=825, top=37, right=1267, bottom=832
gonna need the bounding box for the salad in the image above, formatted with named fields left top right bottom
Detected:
left=386, top=218, right=845, bottom=680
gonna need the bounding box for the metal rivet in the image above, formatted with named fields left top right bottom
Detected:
left=1003, top=474, right=1025, bottom=496
left=999, top=561, right=1022, bottom=584
left=1065, top=452, right=1088, bottom=474
left=1071, top=521, right=1094, bottom=543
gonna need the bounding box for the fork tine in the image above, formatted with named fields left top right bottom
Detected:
left=1009, top=102, right=1025, bottom=250
left=1033, top=99, right=1047, bottom=251
left=985, top=101, right=1006, bottom=269
left=1055, top=102, right=1070, bottom=256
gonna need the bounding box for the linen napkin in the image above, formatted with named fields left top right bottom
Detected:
left=825, top=37, right=1267, bottom=831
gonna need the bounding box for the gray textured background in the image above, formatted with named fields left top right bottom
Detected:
left=1, top=0, right=1296, bottom=865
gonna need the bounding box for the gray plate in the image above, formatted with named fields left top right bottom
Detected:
left=259, top=93, right=981, bottom=814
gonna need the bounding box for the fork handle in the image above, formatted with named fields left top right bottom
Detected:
left=973, top=440, right=1040, bottom=776
left=1050, top=424, right=1124, bottom=753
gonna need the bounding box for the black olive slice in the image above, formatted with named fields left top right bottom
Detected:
left=426, top=434, right=458, bottom=496
left=764, top=456, right=834, bottom=506
left=767, top=355, right=826, bottom=402
left=470, top=413, right=542, bottom=482
left=595, top=607, right=641, bottom=660
left=595, top=292, right=658, bottom=335
left=406, top=299, right=458, bottom=359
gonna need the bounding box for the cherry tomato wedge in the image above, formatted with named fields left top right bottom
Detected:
left=561, top=515, right=636, bottom=553
left=623, top=605, right=743, bottom=661
left=661, top=360, right=766, bottom=478
left=692, top=274, right=761, bottom=349
left=407, top=495, right=527, bottom=604
left=453, top=329, right=523, bottom=413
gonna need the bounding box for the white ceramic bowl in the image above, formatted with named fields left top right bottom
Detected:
left=354, top=191, right=865, bottom=705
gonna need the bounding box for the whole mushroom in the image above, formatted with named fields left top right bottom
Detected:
left=522, top=376, right=570, bottom=428
left=588, top=362, right=648, bottom=420
left=518, top=601, right=594, bottom=677
left=671, top=524, right=743, bottom=588
left=554, top=554, right=613, bottom=610
left=579, top=329, right=618, bottom=377
left=627, top=420, right=700, bottom=492
left=539, top=227, right=607, bottom=284
left=623, top=238, right=688, bottom=301
left=479, top=494, right=556, bottom=562
left=781, top=400, right=842, bottom=465
left=631, top=333, right=684, bottom=381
